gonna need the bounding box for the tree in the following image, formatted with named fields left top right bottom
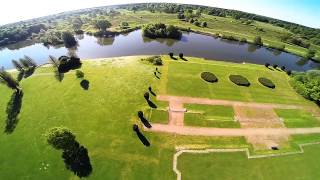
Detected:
left=291, top=70, right=320, bottom=102
left=201, top=21, right=207, bottom=27
left=62, top=32, right=77, bottom=48
left=95, top=20, right=112, bottom=31
left=177, top=13, right=185, bottom=19
left=179, top=53, right=184, bottom=59
left=265, top=63, right=270, bottom=68
left=168, top=52, right=174, bottom=58
left=121, top=22, right=129, bottom=28
left=0, top=69, right=21, bottom=91
left=253, top=36, right=263, bottom=46
left=72, top=18, right=83, bottom=30
left=45, top=127, right=76, bottom=150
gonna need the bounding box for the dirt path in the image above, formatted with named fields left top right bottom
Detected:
left=158, top=95, right=305, bottom=109
left=146, top=124, right=320, bottom=136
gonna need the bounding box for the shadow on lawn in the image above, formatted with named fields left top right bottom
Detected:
left=62, top=142, right=92, bottom=178
left=138, top=111, right=152, bottom=128
left=80, top=79, right=90, bottom=90
left=5, top=90, right=23, bottom=134
left=133, top=124, right=150, bottom=147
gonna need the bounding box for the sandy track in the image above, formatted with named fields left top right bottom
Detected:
left=158, top=95, right=304, bottom=109
left=146, top=124, right=320, bottom=136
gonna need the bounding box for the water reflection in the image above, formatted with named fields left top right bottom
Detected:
left=0, top=29, right=319, bottom=71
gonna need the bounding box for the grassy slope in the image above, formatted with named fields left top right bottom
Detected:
left=178, top=144, right=320, bottom=180
left=0, top=56, right=249, bottom=180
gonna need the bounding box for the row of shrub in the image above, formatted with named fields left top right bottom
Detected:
left=200, top=72, right=275, bottom=88
left=187, top=18, right=207, bottom=27
left=265, top=63, right=292, bottom=75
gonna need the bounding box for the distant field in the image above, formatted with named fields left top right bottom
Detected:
left=178, top=143, right=320, bottom=180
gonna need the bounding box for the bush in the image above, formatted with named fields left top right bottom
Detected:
left=179, top=53, right=184, bottom=59
left=168, top=52, right=174, bottom=58
left=229, top=75, right=250, bottom=86
left=240, top=38, right=247, bottom=43
left=201, top=72, right=218, bottom=83
left=45, top=127, right=76, bottom=150
left=143, top=56, right=163, bottom=66
left=144, top=92, right=149, bottom=100
left=76, top=70, right=84, bottom=78
left=291, top=70, right=320, bottom=102
left=265, top=63, right=270, bottom=67
left=273, top=64, right=278, bottom=69
left=258, top=77, right=275, bottom=88
left=281, top=66, right=286, bottom=71
left=58, top=56, right=82, bottom=73
left=286, top=70, right=292, bottom=75
left=202, top=21, right=207, bottom=27
left=142, top=23, right=182, bottom=39
left=253, top=36, right=263, bottom=46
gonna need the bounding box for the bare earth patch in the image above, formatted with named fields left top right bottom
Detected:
left=147, top=95, right=320, bottom=150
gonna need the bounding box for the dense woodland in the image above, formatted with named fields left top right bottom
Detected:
left=0, top=3, right=319, bottom=58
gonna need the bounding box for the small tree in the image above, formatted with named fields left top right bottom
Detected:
left=201, top=21, right=207, bottom=27
left=62, top=32, right=77, bottom=48
left=179, top=53, right=184, bottom=59
left=95, top=20, right=112, bottom=32
left=281, top=66, right=286, bottom=71
left=45, top=127, right=76, bottom=150
left=265, top=63, right=270, bottom=68
left=273, top=64, right=278, bottom=69
left=253, top=36, right=263, bottom=46
left=75, top=70, right=84, bottom=79
left=168, top=52, right=174, bottom=58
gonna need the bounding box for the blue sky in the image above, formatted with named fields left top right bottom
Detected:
left=0, top=0, right=319, bottom=28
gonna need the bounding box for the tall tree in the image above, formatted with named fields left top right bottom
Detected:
left=95, top=20, right=112, bottom=32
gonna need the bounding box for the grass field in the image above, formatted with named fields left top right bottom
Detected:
left=275, top=109, right=320, bottom=128
left=184, top=104, right=240, bottom=128
left=178, top=143, right=320, bottom=180
left=0, top=56, right=252, bottom=179
left=1, top=56, right=320, bottom=179
left=160, top=56, right=313, bottom=105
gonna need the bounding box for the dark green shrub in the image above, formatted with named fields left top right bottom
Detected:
left=258, top=77, right=275, bottom=88
left=76, top=70, right=84, bottom=78
left=168, top=52, right=174, bottom=58
left=45, top=127, right=76, bottom=150
left=265, top=63, right=270, bottom=67
left=229, top=75, right=250, bottom=86
left=287, top=70, right=292, bottom=75
left=281, top=66, right=286, bottom=71
left=273, top=64, right=278, bottom=69
left=143, top=56, right=163, bottom=66
left=202, top=21, right=207, bottom=27
left=144, top=92, right=149, bottom=100
left=179, top=53, right=184, bottom=59
left=201, top=72, right=218, bottom=83
left=253, top=36, right=263, bottom=46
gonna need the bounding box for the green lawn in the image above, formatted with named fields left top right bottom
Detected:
left=162, top=56, right=313, bottom=105
left=275, top=109, right=320, bottom=128
left=178, top=144, right=320, bottom=180
left=0, top=56, right=252, bottom=179
left=1, top=56, right=320, bottom=179
left=184, top=104, right=240, bottom=128
left=148, top=109, right=168, bottom=124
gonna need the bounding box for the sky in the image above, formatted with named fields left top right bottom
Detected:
left=0, top=0, right=319, bottom=28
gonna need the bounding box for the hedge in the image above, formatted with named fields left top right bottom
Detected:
left=258, top=77, right=275, bottom=88
left=229, top=75, right=250, bottom=86
left=201, top=72, right=218, bottom=83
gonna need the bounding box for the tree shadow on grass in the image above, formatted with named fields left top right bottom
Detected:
left=80, top=79, right=90, bottom=90
left=62, top=142, right=92, bottom=178
left=154, top=72, right=160, bottom=79
left=148, top=87, right=156, bottom=97
left=147, top=100, right=157, bottom=109
left=138, top=111, right=152, bottom=128
left=17, top=71, right=24, bottom=82
left=5, top=90, right=23, bottom=134
left=24, top=67, right=35, bottom=78
left=133, top=124, right=150, bottom=147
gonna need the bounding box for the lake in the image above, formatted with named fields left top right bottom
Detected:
left=0, top=29, right=318, bottom=71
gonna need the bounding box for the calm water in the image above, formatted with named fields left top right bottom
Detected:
left=0, top=30, right=318, bottom=71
